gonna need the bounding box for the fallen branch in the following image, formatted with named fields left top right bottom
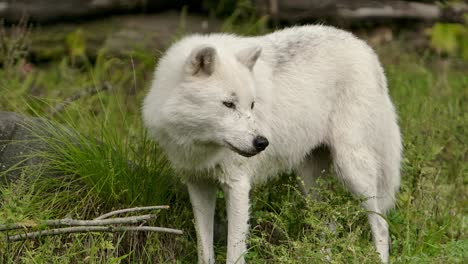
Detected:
left=95, top=205, right=170, bottom=220
left=49, top=82, right=113, bottom=116
left=0, top=214, right=157, bottom=231
left=7, top=225, right=183, bottom=242
left=1, top=205, right=182, bottom=243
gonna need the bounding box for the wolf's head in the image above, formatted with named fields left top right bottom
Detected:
left=143, top=42, right=269, bottom=161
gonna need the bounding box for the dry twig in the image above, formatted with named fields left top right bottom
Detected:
left=7, top=226, right=183, bottom=242
left=1, top=205, right=182, bottom=242
left=0, top=214, right=158, bottom=231
left=94, top=205, right=169, bottom=220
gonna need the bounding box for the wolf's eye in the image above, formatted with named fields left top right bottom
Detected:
left=223, top=101, right=235, bottom=109
left=251, top=102, right=255, bottom=109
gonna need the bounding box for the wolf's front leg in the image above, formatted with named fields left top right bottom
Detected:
left=187, top=181, right=217, bottom=264
left=223, top=178, right=251, bottom=264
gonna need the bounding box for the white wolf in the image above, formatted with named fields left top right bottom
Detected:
left=142, top=25, right=401, bottom=263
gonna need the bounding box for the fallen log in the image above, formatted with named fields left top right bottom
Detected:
left=1, top=12, right=221, bottom=63
left=0, top=0, right=202, bottom=23
left=1, top=0, right=466, bottom=25
left=255, top=0, right=468, bottom=24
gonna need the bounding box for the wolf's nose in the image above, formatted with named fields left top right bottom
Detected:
left=253, top=136, right=269, bottom=152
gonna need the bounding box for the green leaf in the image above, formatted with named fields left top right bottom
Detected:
left=430, top=22, right=468, bottom=60
left=65, top=28, right=86, bottom=59
left=459, top=30, right=468, bottom=60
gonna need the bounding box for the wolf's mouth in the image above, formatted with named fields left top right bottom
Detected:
left=224, top=141, right=258, bottom=157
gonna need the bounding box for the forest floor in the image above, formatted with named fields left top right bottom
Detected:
left=0, top=13, right=466, bottom=263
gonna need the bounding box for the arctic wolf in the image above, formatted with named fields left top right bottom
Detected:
left=142, top=25, right=402, bottom=263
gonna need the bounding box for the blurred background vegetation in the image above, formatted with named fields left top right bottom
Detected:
left=0, top=0, right=466, bottom=263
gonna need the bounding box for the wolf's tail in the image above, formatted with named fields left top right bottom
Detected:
left=378, top=122, right=402, bottom=213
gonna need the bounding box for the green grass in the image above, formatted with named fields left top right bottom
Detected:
left=0, top=16, right=467, bottom=264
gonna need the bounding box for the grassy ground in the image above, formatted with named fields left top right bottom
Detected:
left=0, top=14, right=467, bottom=264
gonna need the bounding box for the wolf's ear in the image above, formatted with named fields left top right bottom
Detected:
left=186, top=45, right=217, bottom=76
left=236, top=46, right=262, bottom=71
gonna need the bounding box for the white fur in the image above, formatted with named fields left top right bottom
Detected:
left=142, top=25, right=402, bottom=263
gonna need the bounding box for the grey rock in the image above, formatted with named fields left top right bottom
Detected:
left=0, top=112, right=49, bottom=183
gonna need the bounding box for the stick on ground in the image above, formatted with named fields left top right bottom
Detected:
left=50, top=82, right=113, bottom=116
left=94, top=205, right=170, bottom=220
left=0, top=214, right=158, bottom=231
left=7, top=225, right=183, bottom=242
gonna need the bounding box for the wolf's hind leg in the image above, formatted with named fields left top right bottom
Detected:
left=297, top=145, right=335, bottom=262
left=333, top=145, right=390, bottom=263
left=297, top=145, right=331, bottom=198
left=187, top=180, right=217, bottom=264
